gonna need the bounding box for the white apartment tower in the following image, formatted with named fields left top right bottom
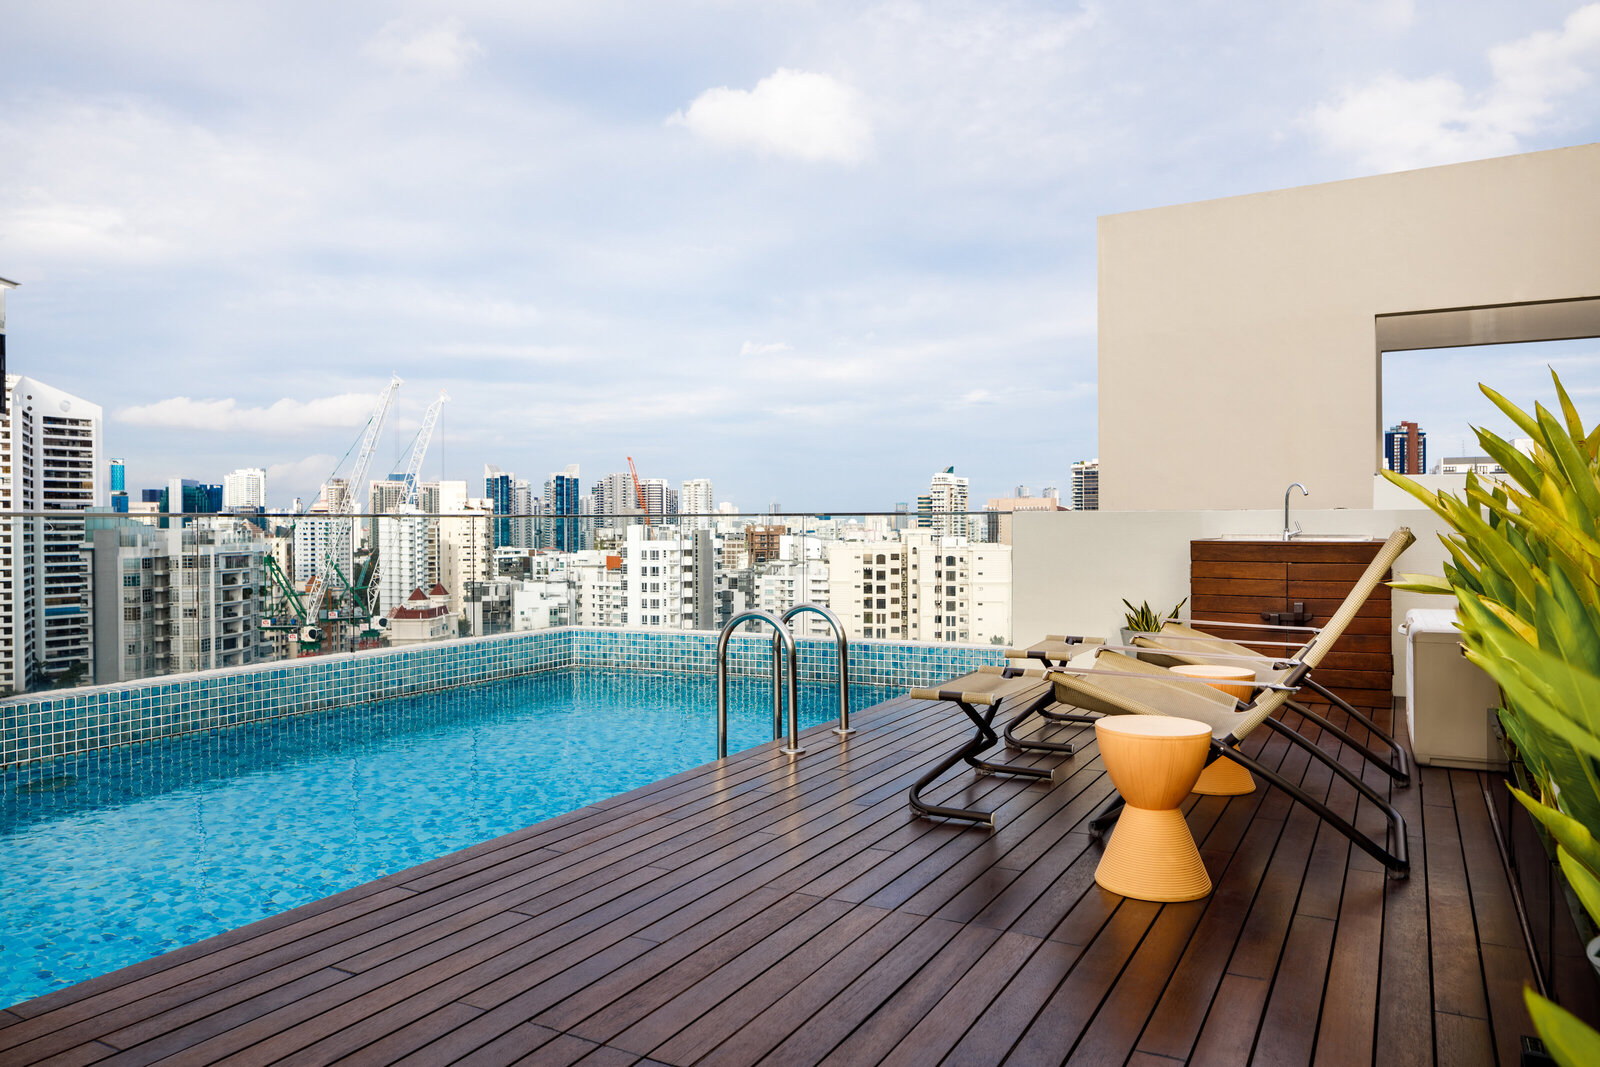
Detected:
left=91, top=519, right=266, bottom=683
left=827, top=532, right=1011, bottom=645
left=1071, top=459, right=1100, bottom=511
left=922, top=468, right=970, bottom=540
left=620, top=524, right=714, bottom=629
left=0, top=368, right=104, bottom=691
left=222, top=467, right=267, bottom=509
left=374, top=505, right=428, bottom=617
left=680, top=478, right=714, bottom=530
left=591, top=472, right=640, bottom=531
left=638, top=478, right=676, bottom=523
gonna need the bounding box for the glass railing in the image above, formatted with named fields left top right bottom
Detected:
left=0, top=504, right=1041, bottom=696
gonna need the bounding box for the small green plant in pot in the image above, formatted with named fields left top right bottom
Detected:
left=1121, top=597, right=1186, bottom=644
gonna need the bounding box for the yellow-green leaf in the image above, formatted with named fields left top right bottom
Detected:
left=1525, top=990, right=1600, bottom=1067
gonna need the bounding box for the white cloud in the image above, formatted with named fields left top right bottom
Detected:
left=363, top=17, right=483, bottom=77
left=116, top=394, right=378, bottom=435
left=669, top=69, right=872, bottom=164
left=1306, top=3, right=1600, bottom=171
left=739, top=340, right=791, bottom=357
left=265, top=454, right=340, bottom=499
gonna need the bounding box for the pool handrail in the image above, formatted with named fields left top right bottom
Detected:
left=779, top=603, right=856, bottom=738
left=716, top=610, right=802, bottom=759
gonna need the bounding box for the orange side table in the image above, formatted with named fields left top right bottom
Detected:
left=1169, top=663, right=1258, bottom=796
left=1093, top=716, right=1214, bottom=902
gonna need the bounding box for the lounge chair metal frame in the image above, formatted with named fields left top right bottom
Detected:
left=1129, top=526, right=1417, bottom=787
left=998, top=634, right=1103, bottom=751
left=1045, top=651, right=1410, bottom=876
left=907, top=667, right=1059, bottom=827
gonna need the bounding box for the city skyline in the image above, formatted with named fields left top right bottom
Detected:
left=5, top=3, right=1600, bottom=508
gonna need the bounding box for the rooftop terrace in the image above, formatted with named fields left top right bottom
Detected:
left=0, top=684, right=1563, bottom=1066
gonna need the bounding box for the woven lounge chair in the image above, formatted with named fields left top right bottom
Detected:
left=1042, top=647, right=1409, bottom=875
left=995, top=634, right=1105, bottom=751
left=906, top=666, right=1064, bottom=827
left=1128, top=526, right=1416, bottom=786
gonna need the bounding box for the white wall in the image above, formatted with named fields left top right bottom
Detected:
left=1011, top=506, right=1456, bottom=694
left=1098, top=143, right=1600, bottom=512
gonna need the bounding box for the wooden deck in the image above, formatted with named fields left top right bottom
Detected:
left=0, top=685, right=1547, bottom=1065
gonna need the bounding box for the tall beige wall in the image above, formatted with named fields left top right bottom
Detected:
left=1098, top=143, right=1600, bottom=511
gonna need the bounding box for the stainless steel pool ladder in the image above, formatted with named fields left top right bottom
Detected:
left=779, top=604, right=855, bottom=740
left=717, top=610, right=801, bottom=759
left=714, top=603, right=855, bottom=759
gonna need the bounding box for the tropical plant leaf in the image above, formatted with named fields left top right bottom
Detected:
left=1536, top=403, right=1600, bottom=521
left=1480, top=382, right=1546, bottom=453
left=1511, top=785, right=1600, bottom=883
left=1552, top=368, right=1590, bottom=451
left=1390, top=573, right=1454, bottom=596
left=1525, top=990, right=1600, bottom=1067
left=1558, top=846, right=1600, bottom=930
left=1474, top=426, right=1544, bottom=492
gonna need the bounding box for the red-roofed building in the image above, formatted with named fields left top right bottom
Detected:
left=388, top=585, right=456, bottom=646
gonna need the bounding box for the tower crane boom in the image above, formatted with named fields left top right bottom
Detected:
left=299, top=374, right=403, bottom=644
left=627, top=455, right=651, bottom=526
left=368, top=389, right=448, bottom=615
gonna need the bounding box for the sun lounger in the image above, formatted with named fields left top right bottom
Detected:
left=1046, top=648, right=1409, bottom=875
left=906, top=667, right=1061, bottom=827
left=1128, top=526, right=1416, bottom=785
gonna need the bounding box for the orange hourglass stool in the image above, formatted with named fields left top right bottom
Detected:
left=1168, top=663, right=1258, bottom=796
left=1093, top=716, right=1213, bottom=901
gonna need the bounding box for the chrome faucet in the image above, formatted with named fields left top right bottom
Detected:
left=1283, top=483, right=1308, bottom=540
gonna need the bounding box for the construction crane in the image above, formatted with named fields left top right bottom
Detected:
left=299, top=374, right=403, bottom=649
left=627, top=455, right=652, bottom=526
left=367, top=389, right=448, bottom=616
left=401, top=390, right=449, bottom=507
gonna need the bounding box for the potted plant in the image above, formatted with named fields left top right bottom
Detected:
left=1383, top=371, right=1600, bottom=1064
left=1120, top=597, right=1186, bottom=647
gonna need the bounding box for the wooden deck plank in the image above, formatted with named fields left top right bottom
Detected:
left=811, top=922, right=1003, bottom=1067
left=2, top=692, right=1549, bottom=1067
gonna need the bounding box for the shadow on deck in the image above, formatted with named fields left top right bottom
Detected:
left=0, top=685, right=1571, bottom=1065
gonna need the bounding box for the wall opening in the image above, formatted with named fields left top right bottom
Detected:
left=1380, top=335, right=1600, bottom=473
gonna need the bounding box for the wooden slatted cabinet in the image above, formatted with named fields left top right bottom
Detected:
left=1190, top=538, right=1394, bottom=710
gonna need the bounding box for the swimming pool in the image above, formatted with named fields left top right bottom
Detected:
left=0, top=668, right=895, bottom=1008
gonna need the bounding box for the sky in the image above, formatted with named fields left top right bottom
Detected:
left=2, top=1, right=1598, bottom=512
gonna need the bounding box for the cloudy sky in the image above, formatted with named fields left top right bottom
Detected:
left=3, top=1, right=1598, bottom=511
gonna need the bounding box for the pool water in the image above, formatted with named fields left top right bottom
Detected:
left=0, top=668, right=894, bottom=1008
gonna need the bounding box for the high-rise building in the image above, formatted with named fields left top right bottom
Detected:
left=90, top=517, right=265, bottom=682
left=485, top=464, right=515, bottom=548
left=439, top=490, right=492, bottom=618
left=110, top=457, right=128, bottom=513
left=374, top=505, right=428, bottom=617
left=222, top=468, right=267, bottom=510
left=826, top=531, right=1011, bottom=645
left=1384, top=421, right=1426, bottom=475
left=163, top=479, right=223, bottom=515
left=1071, top=459, right=1100, bottom=511
left=0, top=373, right=103, bottom=691
left=543, top=465, right=582, bottom=551
left=638, top=478, right=677, bottom=523
left=680, top=478, right=714, bottom=530
left=919, top=468, right=970, bottom=539
left=620, top=524, right=713, bottom=629
left=591, top=472, right=640, bottom=532
left=292, top=479, right=353, bottom=584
